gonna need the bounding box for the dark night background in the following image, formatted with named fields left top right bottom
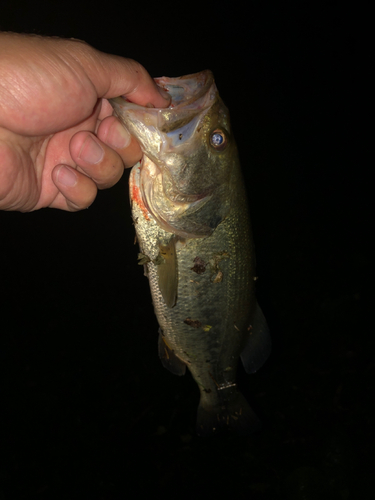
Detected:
left=0, top=2, right=372, bottom=499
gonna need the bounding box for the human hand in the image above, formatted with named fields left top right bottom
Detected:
left=0, top=32, right=170, bottom=212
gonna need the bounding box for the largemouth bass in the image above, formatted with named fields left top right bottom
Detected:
left=110, top=70, right=271, bottom=436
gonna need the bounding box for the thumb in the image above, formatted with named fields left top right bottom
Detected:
left=83, top=46, right=171, bottom=107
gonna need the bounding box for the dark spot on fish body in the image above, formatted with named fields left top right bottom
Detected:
left=179, top=133, right=183, bottom=140
left=184, top=318, right=202, bottom=328
left=159, top=246, right=167, bottom=255
left=191, top=256, right=206, bottom=274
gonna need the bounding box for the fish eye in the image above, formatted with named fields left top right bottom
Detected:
left=210, top=129, right=227, bottom=151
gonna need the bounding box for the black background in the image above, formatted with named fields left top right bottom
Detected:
left=0, top=2, right=372, bottom=499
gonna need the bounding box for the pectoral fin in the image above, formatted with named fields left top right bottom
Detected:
left=157, top=237, right=178, bottom=308
left=158, top=329, right=186, bottom=376
left=240, top=302, right=272, bottom=374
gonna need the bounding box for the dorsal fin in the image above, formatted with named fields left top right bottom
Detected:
left=240, top=302, right=271, bottom=374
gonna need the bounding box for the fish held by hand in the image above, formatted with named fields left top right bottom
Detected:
left=110, top=70, right=271, bottom=436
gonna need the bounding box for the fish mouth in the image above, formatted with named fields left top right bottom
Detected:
left=111, top=70, right=215, bottom=113
left=154, top=70, right=216, bottom=113
left=109, top=70, right=217, bottom=153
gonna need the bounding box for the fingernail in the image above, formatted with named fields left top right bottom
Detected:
left=107, top=121, right=131, bottom=149
left=79, top=135, right=104, bottom=164
left=56, top=165, right=77, bottom=187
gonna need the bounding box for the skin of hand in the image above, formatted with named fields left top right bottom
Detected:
left=0, top=32, right=170, bottom=212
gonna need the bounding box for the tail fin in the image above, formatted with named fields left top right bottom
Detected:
left=196, top=390, right=261, bottom=437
